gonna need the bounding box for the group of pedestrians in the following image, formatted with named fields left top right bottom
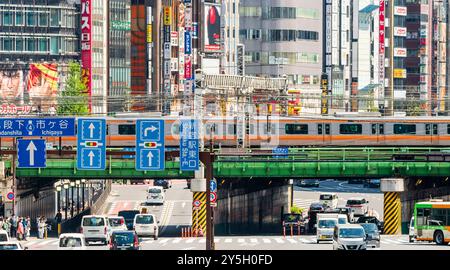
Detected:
left=0, top=215, right=50, bottom=240
left=0, top=215, right=31, bottom=241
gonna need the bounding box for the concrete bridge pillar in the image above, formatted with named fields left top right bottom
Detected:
left=380, top=178, right=405, bottom=235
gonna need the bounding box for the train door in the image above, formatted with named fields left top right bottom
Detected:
left=318, top=123, right=331, bottom=145
left=372, top=123, right=385, bottom=144
left=425, top=124, right=439, bottom=145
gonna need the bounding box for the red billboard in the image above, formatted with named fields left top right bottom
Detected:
left=81, top=0, right=92, bottom=112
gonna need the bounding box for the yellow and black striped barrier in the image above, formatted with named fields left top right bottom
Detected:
left=383, top=192, right=401, bottom=235
left=192, top=192, right=207, bottom=236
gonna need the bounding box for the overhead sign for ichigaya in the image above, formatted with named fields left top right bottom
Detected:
left=0, top=118, right=75, bottom=137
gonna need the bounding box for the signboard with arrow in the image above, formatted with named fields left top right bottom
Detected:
left=17, top=139, right=46, bottom=168
left=136, top=120, right=165, bottom=171
left=77, top=118, right=106, bottom=170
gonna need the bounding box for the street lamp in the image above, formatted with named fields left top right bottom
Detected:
left=70, top=182, right=75, bottom=217
left=75, top=180, right=81, bottom=214
left=56, top=185, right=62, bottom=217
left=63, top=183, right=69, bottom=220
left=81, top=179, right=86, bottom=211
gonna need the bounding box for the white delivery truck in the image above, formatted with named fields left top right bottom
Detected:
left=316, top=213, right=339, bottom=243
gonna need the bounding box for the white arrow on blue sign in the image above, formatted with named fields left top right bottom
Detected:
left=77, top=119, right=106, bottom=170
left=210, top=180, right=217, bottom=192
left=17, top=139, right=46, bottom=168
left=136, top=120, right=165, bottom=171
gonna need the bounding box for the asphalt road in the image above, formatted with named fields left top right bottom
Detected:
left=21, top=235, right=450, bottom=250
left=293, top=179, right=384, bottom=220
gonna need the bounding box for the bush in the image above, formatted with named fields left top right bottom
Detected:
left=291, top=205, right=303, bottom=214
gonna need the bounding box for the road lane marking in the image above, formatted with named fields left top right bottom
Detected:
left=159, top=238, right=170, bottom=243
left=199, top=239, right=206, bottom=243
left=172, top=238, right=182, bottom=243
left=214, top=239, right=221, bottom=243
left=37, top=239, right=54, bottom=246
left=238, top=239, right=245, bottom=243
left=186, top=238, right=195, bottom=243
left=182, top=202, right=186, bottom=208
left=250, top=238, right=258, bottom=243
left=262, top=238, right=271, bottom=244
left=273, top=238, right=284, bottom=244
left=225, top=238, right=232, bottom=243
left=287, top=239, right=297, bottom=244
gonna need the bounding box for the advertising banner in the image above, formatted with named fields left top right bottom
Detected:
left=394, top=6, right=407, bottom=16
left=203, top=3, right=221, bottom=52
left=393, top=69, right=407, bottom=79
left=185, top=56, right=192, bottom=79
left=81, top=0, right=92, bottom=111
left=394, top=48, right=407, bottom=57
left=379, top=0, right=385, bottom=89
left=164, top=7, right=172, bottom=26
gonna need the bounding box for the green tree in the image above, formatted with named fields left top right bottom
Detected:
left=57, top=61, right=89, bottom=116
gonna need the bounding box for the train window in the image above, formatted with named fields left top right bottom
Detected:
left=433, top=124, right=438, bottom=135
left=118, top=125, right=136, bottom=135
left=228, top=124, right=236, bottom=135
left=285, top=124, right=308, bottom=135
left=447, top=124, right=450, bottom=134
left=372, top=124, right=376, bottom=135
left=339, top=124, right=362, bottom=135
left=318, top=124, right=323, bottom=135
left=379, top=124, right=384, bottom=134
left=393, top=124, right=416, bottom=135
left=325, top=124, right=330, bottom=135
left=426, top=124, right=431, bottom=135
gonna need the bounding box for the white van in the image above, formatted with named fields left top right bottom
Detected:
left=333, top=224, right=367, bottom=250
left=346, top=197, right=369, bottom=218
left=316, top=214, right=338, bottom=243
left=58, top=233, right=87, bottom=250
left=133, top=214, right=159, bottom=240
left=146, top=186, right=165, bottom=205
left=81, top=215, right=111, bottom=245
left=320, top=193, right=339, bottom=209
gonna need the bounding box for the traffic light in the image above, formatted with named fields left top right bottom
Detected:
left=85, top=142, right=98, bottom=147
left=144, top=142, right=157, bottom=148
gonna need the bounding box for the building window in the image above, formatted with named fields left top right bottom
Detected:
left=15, top=9, right=24, bottom=26
left=50, top=37, right=58, bottom=54
left=39, top=38, right=48, bottom=52
left=3, top=37, right=13, bottom=51
left=39, top=11, right=49, bottom=27
left=16, top=38, right=23, bottom=51
left=27, top=38, right=36, bottom=51
left=3, top=10, right=13, bottom=26
left=50, top=9, right=59, bottom=27
left=27, top=10, right=37, bottom=26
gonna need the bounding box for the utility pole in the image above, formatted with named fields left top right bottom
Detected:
left=153, top=0, right=162, bottom=112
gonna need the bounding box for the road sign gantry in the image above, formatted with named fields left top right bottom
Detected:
left=17, top=139, right=46, bottom=168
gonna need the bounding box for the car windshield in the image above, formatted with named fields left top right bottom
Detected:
left=109, top=218, right=124, bottom=227
left=318, top=219, right=337, bottom=228
left=113, top=233, right=134, bottom=245
left=310, top=204, right=323, bottom=210
left=59, top=237, right=83, bottom=247
left=148, top=189, right=161, bottom=194
left=118, top=211, right=139, bottom=220
left=0, top=244, right=19, bottom=250
left=347, top=200, right=364, bottom=205
left=135, top=215, right=154, bottom=224
left=360, top=223, right=378, bottom=234
left=339, top=228, right=365, bottom=238
left=320, top=195, right=333, bottom=200
left=82, top=217, right=105, bottom=226
left=283, top=214, right=301, bottom=222
left=338, top=218, right=347, bottom=224
left=0, top=234, right=8, bottom=241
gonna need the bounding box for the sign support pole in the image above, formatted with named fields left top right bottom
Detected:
left=12, top=138, right=16, bottom=216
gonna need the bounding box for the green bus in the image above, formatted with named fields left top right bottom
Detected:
left=412, top=201, right=450, bottom=245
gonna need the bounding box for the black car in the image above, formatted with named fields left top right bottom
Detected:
left=154, top=179, right=171, bottom=189
left=118, top=210, right=140, bottom=230
left=307, top=203, right=325, bottom=233
left=109, top=231, right=140, bottom=250
left=357, top=216, right=384, bottom=232
left=359, top=223, right=380, bottom=248
left=348, top=179, right=365, bottom=184
left=298, top=179, right=320, bottom=188
left=363, top=179, right=381, bottom=188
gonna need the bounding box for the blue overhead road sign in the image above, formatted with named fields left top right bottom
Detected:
left=180, top=119, right=199, bottom=171
left=0, top=118, right=75, bottom=137
left=17, top=139, right=46, bottom=168
left=77, top=119, right=106, bottom=170
left=210, top=179, right=217, bottom=192
left=136, top=120, right=165, bottom=171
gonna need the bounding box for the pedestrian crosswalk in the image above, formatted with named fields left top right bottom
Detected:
left=22, top=236, right=415, bottom=249
left=292, top=198, right=317, bottom=210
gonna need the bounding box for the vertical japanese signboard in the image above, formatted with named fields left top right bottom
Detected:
left=180, top=119, right=199, bottom=171
left=147, top=6, right=152, bottom=95
left=379, top=0, right=385, bottom=90
left=81, top=0, right=92, bottom=112
left=321, top=74, right=329, bottom=115
left=163, top=6, right=172, bottom=114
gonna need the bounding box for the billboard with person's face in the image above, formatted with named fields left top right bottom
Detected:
left=0, top=69, right=24, bottom=103
left=204, top=3, right=221, bottom=52
left=26, top=63, right=59, bottom=113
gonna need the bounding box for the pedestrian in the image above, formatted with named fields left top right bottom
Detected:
left=10, top=214, right=17, bottom=238
left=26, top=216, right=31, bottom=239
left=38, top=216, right=46, bottom=239
left=2, top=217, right=10, bottom=237
left=22, top=217, right=28, bottom=241
left=17, top=217, right=24, bottom=241
left=0, top=217, right=3, bottom=229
